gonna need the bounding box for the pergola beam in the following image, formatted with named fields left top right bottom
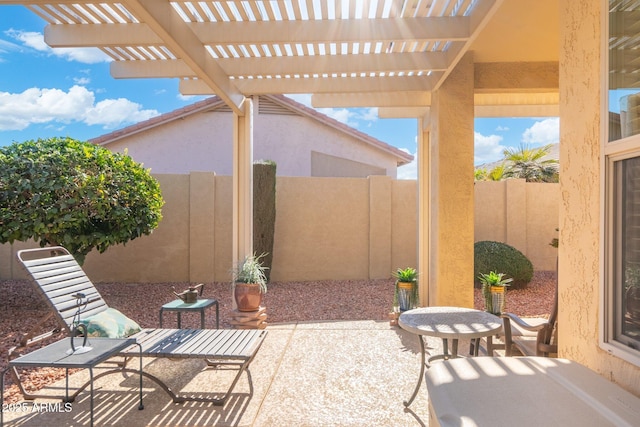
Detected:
left=43, top=16, right=470, bottom=47
left=192, top=17, right=470, bottom=44
left=312, top=92, right=432, bottom=108
left=179, top=75, right=438, bottom=96
left=432, top=0, right=503, bottom=92
left=111, top=52, right=449, bottom=79
left=121, top=0, right=245, bottom=114
left=474, top=62, right=559, bottom=91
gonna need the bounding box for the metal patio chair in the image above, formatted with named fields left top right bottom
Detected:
left=486, top=276, right=558, bottom=357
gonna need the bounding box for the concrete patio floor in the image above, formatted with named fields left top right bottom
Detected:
left=2, top=320, right=460, bottom=426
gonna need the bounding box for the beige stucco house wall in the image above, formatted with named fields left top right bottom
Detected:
left=90, top=94, right=412, bottom=179
left=557, top=0, right=640, bottom=395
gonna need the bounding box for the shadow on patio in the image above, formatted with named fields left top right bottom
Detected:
left=2, top=320, right=453, bottom=427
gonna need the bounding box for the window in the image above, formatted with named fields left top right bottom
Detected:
left=604, top=1, right=640, bottom=364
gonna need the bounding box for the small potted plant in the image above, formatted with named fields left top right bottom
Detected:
left=478, top=271, right=512, bottom=315
left=232, top=253, right=269, bottom=312
left=393, top=267, right=418, bottom=312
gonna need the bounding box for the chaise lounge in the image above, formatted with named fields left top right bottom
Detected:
left=11, top=246, right=267, bottom=406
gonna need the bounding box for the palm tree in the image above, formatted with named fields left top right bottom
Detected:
left=475, top=164, right=507, bottom=181
left=475, top=168, right=488, bottom=181
left=488, top=164, right=507, bottom=181
left=502, top=143, right=559, bottom=182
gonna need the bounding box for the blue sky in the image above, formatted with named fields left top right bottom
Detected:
left=0, top=5, right=559, bottom=179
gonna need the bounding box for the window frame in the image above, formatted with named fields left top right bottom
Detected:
left=601, top=0, right=640, bottom=366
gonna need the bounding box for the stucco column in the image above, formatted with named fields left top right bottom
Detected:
left=558, top=0, right=602, bottom=365
left=232, top=97, right=254, bottom=269
left=427, top=52, right=475, bottom=307
left=417, top=116, right=430, bottom=306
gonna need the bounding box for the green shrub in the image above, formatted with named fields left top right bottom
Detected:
left=474, top=241, right=533, bottom=290
left=0, top=137, right=164, bottom=264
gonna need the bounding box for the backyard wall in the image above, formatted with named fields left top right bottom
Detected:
left=0, top=175, right=558, bottom=283
left=475, top=179, right=559, bottom=271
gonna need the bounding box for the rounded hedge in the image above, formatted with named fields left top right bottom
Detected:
left=0, top=137, right=164, bottom=264
left=474, top=241, right=533, bottom=290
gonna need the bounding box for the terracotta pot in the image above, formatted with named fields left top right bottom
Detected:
left=234, top=283, right=263, bottom=312
left=388, top=311, right=400, bottom=326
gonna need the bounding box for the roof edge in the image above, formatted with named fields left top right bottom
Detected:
left=89, top=96, right=226, bottom=146
left=89, top=94, right=415, bottom=167
left=267, top=94, right=414, bottom=166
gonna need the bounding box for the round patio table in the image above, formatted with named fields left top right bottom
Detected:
left=398, top=306, right=501, bottom=407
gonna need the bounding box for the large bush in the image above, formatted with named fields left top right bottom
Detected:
left=474, top=241, right=533, bottom=290
left=0, top=137, right=164, bottom=264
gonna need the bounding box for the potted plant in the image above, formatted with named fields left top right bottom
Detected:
left=232, top=253, right=269, bottom=312
left=478, top=271, right=512, bottom=315
left=393, top=267, right=418, bottom=312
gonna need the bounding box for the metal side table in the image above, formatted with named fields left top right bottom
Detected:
left=2, top=337, right=143, bottom=427
left=160, top=298, right=219, bottom=329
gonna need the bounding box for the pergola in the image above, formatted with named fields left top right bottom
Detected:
left=1, top=0, right=559, bottom=307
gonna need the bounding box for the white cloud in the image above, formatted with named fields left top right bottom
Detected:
left=73, top=77, right=91, bottom=85
left=6, top=30, right=48, bottom=51
left=83, top=98, right=159, bottom=128
left=177, top=93, right=200, bottom=101
left=496, top=125, right=509, bottom=132
left=319, top=107, right=358, bottom=127
left=0, top=85, right=159, bottom=131
left=6, top=29, right=110, bottom=64
left=396, top=132, right=515, bottom=177
left=474, top=131, right=506, bottom=165
left=356, top=107, right=379, bottom=122
left=0, top=37, right=21, bottom=56
left=397, top=147, right=417, bottom=180
left=522, top=117, right=560, bottom=145
left=398, top=132, right=511, bottom=176
left=285, top=93, right=312, bottom=106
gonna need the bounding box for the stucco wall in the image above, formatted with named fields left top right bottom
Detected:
left=271, top=177, right=371, bottom=280
left=253, top=109, right=400, bottom=178
left=107, top=113, right=234, bottom=176
left=559, top=0, right=640, bottom=395
left=475, top=180, right=559, bottom=270
left=102, top=103, right=400, bottom=178
left=1, top=174, right=558, bottom=284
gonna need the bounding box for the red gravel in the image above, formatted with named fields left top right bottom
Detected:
left=0, top=270, right=556, bottom=403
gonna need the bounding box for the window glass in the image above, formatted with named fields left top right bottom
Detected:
left=606, top=1, right=640, bottom=363
left=609, top=3, right=640, bottom=142
left=616, top=158, right=640, bottom=350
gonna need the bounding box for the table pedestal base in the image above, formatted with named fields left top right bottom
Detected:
left=403, top=337, right=462, bottom=407
left=399, top=307, right=502, bottom=408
